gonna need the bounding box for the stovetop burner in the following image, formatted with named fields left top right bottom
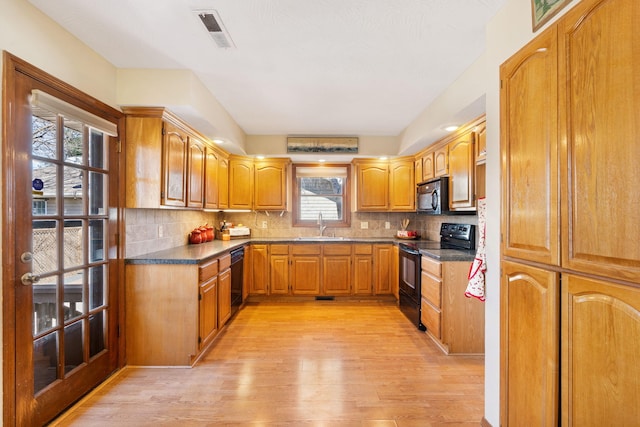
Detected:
left=399, top=223, right=476, bottom=253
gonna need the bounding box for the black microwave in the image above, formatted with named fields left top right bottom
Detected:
left=417, top=177, right=450, bottom=215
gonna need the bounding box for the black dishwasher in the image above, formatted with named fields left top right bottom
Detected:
left=230, top=247, right=244, bottom=316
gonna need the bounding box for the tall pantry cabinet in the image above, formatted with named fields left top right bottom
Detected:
left=500, top=0, right=640, bottom=425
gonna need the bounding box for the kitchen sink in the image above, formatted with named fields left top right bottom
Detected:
left=294, top=236, right=346, bottom=241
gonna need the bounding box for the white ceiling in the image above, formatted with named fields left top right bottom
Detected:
left=29, top=0, right=505, bottom=139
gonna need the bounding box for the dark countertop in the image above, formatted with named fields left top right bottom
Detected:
left=125, top=237, right=475, bottom=265
left=418, top=247, right=476, bottom=262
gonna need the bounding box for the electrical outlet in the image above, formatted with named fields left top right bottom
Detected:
left=361, top=221, right=368, bottom=229
left=261, top=220, right=268, bottom=229
left=158, top=225, right=163, bottom=237
left=385, top=221, right=390, bottom=229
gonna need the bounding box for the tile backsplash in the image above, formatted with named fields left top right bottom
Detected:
left=125, top=208, right=478, bottom=258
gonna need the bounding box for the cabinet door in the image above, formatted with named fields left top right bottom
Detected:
left=186, top=137, right=205, bottom=208
left=389, top=158, right=416, bottom=211
left=356, top=162, right=389, bottom=211
left=254, top=160, right=288, bottom=210
left=323, top=255, right=351, bottom=295
left=501, top=260, right=559, bottom=427
left=562, top=274, right=640, bottom=426
left=433, top=146, right=448, bottom=177
left=204, top=148, right=219, bottom=209
left=422, top=152, right=435, bottom=182
left=373, top=244, right=393, bottom=294
left=269, top=255, right=289, bottom=294
left=559, top=0, right=640, bottom=283
left=218, top=268, right=232, bottom=327
left=250, top=244, right=268, bottom=295
left=475, top=122, right=486, bottom=163
left=414, top=157, right=423, bottom=185
left=218, top=156, right=229, bottom=210
left=448, top=133, right=475, bottom=211
left=199, top=276, right=218, bottom=350
left=353, top=245, right=373, bottom=295
left=228, top=157, right=252, bottom=209
left=161, top=122, right=188, bottom=207
left=290, top=245, right=321, bottom=295
left=500, top=26, right=559, bottom=266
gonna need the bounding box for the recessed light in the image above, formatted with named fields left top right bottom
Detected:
left=256, top=155, right=265, bottom=160
left=213, top=139, right=224, bottom=144
left=318, top=159, right=326, bottom=163
left=379, top=156, right=388, bottom=161
left=444, top=125, right=459, bottom=132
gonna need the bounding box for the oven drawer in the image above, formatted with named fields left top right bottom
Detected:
left=421, top=256, right=442, bottom=277
left=421, top=272, right=442, bottom=308
left=421, top=298, right=441, bottom=339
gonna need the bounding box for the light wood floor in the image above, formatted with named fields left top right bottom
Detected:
left=51, top=299, right=485, bottom=426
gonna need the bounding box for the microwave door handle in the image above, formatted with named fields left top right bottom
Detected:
left=431, top=189, right=438, bottom=210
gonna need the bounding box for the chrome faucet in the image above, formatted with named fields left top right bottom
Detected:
left=318, top=212, right=327, bottom=236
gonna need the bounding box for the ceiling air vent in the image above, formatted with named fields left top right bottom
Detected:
left=195, top=10, right=236, bottom=49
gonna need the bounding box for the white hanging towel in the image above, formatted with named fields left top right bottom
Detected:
left=465, top=197, right=486, bottom=301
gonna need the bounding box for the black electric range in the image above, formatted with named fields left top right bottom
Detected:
left=398, top=223, right=476, bottom=331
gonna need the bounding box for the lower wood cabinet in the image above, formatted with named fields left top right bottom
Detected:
left=323, top=244, right=352, bottom=295
left=217, top=254, right=232, bottom=327
left=125, top=251, right=235, bottom=366
left=290, top=245, right=322, bottom=295
left=248, top=243, right=395, bottom=297
left=421, top=256, right=484, bottom=354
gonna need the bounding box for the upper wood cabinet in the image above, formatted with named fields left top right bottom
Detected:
left=353, top=158, right=415, bottom=212
left=123, top=107, right=212, bottom=210
left=433, top=146, right=448, bottom=177
left=186, top=136, right=205, bottom=209
left=422, top=152, right=435, bottom=182
left=448, top=132, right=475, bottom=211
left=558, top=0, right=640, bottom=282
left=501, top=26, right=559, bottom=266
left=389, top=158, right=415, bottom=211
left=353, top=160, right=389, bottom=211
left=254, top=158, right=289, bottom=210
left=474, top=122, right=486, bottom=164
left=218, top=155, right=229, bottom=210
left=228, top=156, right=253, bottom=210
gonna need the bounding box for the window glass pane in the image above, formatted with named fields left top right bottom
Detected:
left=33, top=276, right=58, bottom=335
left=31, top=113, right=58, bottom=160
left=64, top=269, right=84, bottom=322
left=33, top=220, right=58, bottom=276
left=89, top=220, right=105, bottom=262
left=63, top=166, right=85, bottom=215
left=89, top=265, right=105, bottom=309
left=63, top=118, right=83, bottom=164
left=32, top=161, right=58, bottom=216
left=300, top=195, right=343, bottom=220
left=34, top=332, right=58, bottom=393
left=300, top=177, right=343, bottom=195
left=64, top=321, right=84, bottom=374
left=89, top=171, right=107, bottom=215
left=89, top=129, right=106, bottom=169
left=63, top=220, right=84, bottom=269
left=89, top=311, right=106, bottom=358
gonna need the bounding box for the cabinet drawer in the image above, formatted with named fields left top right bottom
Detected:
left=270, top=244, right=289, bottom=255
left=291, top=244, right=321, bottom=255
left=199, top=259, right=219, bottom=282
left=219, top=253, right=231, bottom=271
left=353, top=244, right=373, bottom=255
left=421, top=298, right=441, bottom=339
left=323, top=244, right=351, bottom=255
left=421, top=272, right=442, bottom=308
left=421, top=256, right=442, bottom=277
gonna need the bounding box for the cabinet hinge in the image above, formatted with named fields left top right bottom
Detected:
left=162, top=125, right=166, bottom=136
left=199, top=294, right=202, bottom=301
left=198, top=336, right=202, bottom=344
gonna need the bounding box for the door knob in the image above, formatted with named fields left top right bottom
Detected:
left=21, top=272, right=40, bottom=286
